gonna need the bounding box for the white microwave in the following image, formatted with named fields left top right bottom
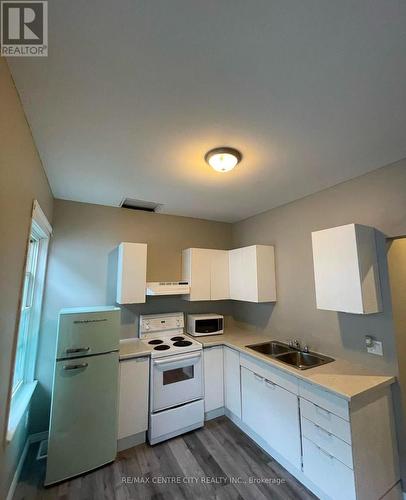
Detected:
left=187, top=314, right=224, bottom=336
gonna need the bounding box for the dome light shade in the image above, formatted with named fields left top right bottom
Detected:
left=205, top=147, right=242, bottom=172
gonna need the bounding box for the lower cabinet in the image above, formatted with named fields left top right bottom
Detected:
left=302, top=437, right=355, bottom=500
left=118, top=356, right=149, bottom=441
left=298, top=380, right=400, bottom=500
left=224, top=347, right=241, bottom=418
left=239, top=354, right=399, bottom=500
left=241, top=366, right=301, bottom=470
left=203, top=346, right=224, bottom=413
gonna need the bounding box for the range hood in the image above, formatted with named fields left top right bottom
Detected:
left=146, top=281, right=190, bottom=296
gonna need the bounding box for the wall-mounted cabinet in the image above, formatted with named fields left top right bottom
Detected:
left=182, top=248, right=229, bottom=301
left=229, top=245, right=276, bottom=303
left=116, top=242, right=147, bottom=304
left=182, top=245, right=276, bottom=303
left=117, top=242, right=276, bottom=304
left=311, top=224, right=382, bottom=314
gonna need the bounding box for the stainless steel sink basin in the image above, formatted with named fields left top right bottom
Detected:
left=246, top=341, right=292, bottom=356
left=245, top=341, right=334, bottom=370
left=275, top=351, right=334, bottom=370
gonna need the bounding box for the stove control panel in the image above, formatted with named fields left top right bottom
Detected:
left=139, top=312, right=184, bottom=336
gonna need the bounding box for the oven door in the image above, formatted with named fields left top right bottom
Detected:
left=151, top=352, right=203, bottom=412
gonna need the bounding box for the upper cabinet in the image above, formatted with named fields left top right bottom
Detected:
left=117, top=242, right=276, bottom=304
left=311, top=224, right=382, bottom=314
left=183, top=245, right=276, bottom=303
left=116, top=242, right=147, bottom=304
left=182, top=248, right=229, bottom=301
left=229, top=245, right=276, bottom=303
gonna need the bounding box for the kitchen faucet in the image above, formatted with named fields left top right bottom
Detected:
left=288, top=339, right=309, bottom=353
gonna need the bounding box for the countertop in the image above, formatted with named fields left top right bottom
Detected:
left=119, top=327, right=396, bottom=401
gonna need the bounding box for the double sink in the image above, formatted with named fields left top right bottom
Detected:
left=246, top=341, right=334, bottom=370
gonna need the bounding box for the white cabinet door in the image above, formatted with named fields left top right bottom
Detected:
left=311, top=223, right=381, bottom=314
left=302, top=437, right=356, bottom=500
left=182, top=248, right=212, bottom=301
left=241, top=366, right=301, bottom=470
left=224, top=347, right=241, bottom=418
left=229, top=245, right=276, bottom=303
left=211, top=250, right=230, bottom=300
left=203, top=346, right=224, bottom=412
left=183, top=248, right=229, bottom=301
left=229, top=248, right=244, bottom=301
left=241, top=245, right=258, bottom=301
left=116, top=242, right=147, bottom=304
left=118, top=357, right=149, bottom=439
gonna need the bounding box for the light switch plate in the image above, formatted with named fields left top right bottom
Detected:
left=367, top=340, right=383, bottom=356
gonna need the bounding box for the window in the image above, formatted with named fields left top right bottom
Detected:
left=7, top=200, right=51, bottom=441
left=12, top=233, right=40, bottom=396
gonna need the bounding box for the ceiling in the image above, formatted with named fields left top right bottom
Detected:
left=8, top=0, right=406, bottom=222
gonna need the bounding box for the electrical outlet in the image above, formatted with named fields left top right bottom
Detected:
left=367, top=340, right=383, bottom=356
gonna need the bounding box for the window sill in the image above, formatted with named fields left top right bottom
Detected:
left=6, top=381, right=38, bottom=443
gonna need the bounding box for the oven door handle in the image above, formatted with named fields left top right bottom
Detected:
left=153, top=352, right=201, bottom=366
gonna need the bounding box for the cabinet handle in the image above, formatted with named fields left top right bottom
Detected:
left=63, top=363, right=88, bottom=370
left=317, top=446, right=334, bottom=460
left=265, top=379, right=276, bottom=389
left=315, top=404, right=331, bottom=418
left=254, top=373, right=263, bottom=382
left=66, top=347, right=90, bottom=354
left=315, top=424, right=332, bottom=437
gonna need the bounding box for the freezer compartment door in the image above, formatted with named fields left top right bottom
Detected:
left=56, top=309, right=120, bottom=359
left=45, top=351, right=119, bottom=485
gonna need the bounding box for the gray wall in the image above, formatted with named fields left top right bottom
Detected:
left=232, top=158, right=406, bottom=373
left=32, top=200, right=234, bottom=432
left=232, top=158, right=406, bottom=481
left=0, top=58, right=54, bottom=498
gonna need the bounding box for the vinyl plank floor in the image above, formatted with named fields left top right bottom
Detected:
left=13, top=416, right=316, bottom=500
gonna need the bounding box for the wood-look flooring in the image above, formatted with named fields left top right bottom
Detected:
left=14, top=416, right=316, bottom=500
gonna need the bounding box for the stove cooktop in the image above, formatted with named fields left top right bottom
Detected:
left=139, top=312, right=202, bottom=357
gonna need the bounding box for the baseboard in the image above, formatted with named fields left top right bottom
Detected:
left=6, top=430, right=49, bottom=500
left=6, top=438, right=30, bottom=500
left=205, top=407, right=225, bottom=421
left=117, top=431, right=146, bottom=452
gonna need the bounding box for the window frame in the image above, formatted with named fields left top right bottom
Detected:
left=6, top=200, right=52, bottom=442
left=11, top=232, right=41, bottom=397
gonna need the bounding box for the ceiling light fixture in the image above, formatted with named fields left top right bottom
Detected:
left=205, top=147, right=242, bottom=173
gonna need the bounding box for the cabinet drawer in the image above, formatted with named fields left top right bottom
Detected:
left=300, top=398, right=351, bottom=444
left=240, top=353, right=298, bottom=394
left=299, top=380, right=349, bottom=420
left=303, top=437, right=356, bottom=500
left=301, top=417, right=353, bottom=469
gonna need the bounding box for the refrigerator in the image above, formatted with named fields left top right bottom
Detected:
left=45, top=306, right=120, bottom=486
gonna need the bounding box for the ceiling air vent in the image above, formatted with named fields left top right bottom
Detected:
left=119, top=197, right=162, bottom=213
